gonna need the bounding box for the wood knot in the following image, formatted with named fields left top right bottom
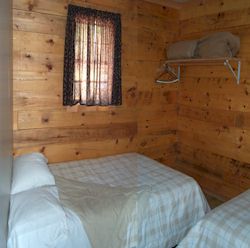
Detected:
left=25, top=54, right=32, bottom=58
left=230, top=159, right=237, bottom=165
left=46, top=63, right=53, bottom=71
left=127, top=86, right=136, bottom=93
left=46, top=39, right=55, bottom=45
left=42, top=117, right=49, bottom=123
left=140, top=141, right=147, bottom=147
left=217, top=12, right=225, bottom=19
left=223, top=125, right=229, bottom=130
left=127, top=87, right=136, bottom=98
left=28, top=2, right=34, bottom=11
left=40, top=147, right=46, bottom=153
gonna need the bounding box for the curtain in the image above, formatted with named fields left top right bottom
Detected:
left=63, top=5, right=121, bottom=106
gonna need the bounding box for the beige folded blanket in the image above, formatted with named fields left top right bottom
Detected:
left=167, top=32, right=240, bottom=60
left=167, top=40, right=198, bottom=60
left=55, top=176, right=151, bottom=248
left=196, top=32, right=240, bottom=58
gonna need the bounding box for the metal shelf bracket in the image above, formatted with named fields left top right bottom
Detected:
left=224, top=59, right=241, bottom=84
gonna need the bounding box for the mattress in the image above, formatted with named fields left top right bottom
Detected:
left=50, top=153, right=209, bottom=248
left=178, top=189, right=250, bottom=248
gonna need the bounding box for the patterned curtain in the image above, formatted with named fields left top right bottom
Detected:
left=63, top=5, right=122, bottom=106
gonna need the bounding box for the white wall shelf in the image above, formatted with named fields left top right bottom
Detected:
left=156, top=57, right=241, bottom=84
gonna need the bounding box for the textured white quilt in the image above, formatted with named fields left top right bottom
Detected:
left=51, top=153, right=210, bottom=248
left=178, top=189, right=250, bottom=248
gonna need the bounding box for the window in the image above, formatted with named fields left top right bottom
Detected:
left=63, top=5, right=122, bottom=106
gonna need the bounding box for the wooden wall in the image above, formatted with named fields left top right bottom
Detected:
left=14, top=0, right=249, bottom=200
left=174, top=0, right=250, bottom=200
left=13, top=0, right=179, bottom=164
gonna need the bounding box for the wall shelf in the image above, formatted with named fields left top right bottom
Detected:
left=156, top=57, right=241, bottom=84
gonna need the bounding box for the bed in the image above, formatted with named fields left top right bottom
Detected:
left=178, top=189, right=250, bottom=248
left=8, top=152, right=210, bottom=248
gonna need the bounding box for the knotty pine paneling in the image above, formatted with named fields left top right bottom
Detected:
left=14, top=0, right=250, bottom=201
left=13, top=0, right=179, bottom=163
left=174, top=0, right=250, bottom=200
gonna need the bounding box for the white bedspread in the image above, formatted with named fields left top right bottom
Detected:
left=50, top=153, right=210, bottom=248
left=7, top=186, right=91, bottom=248
left=178, top=189, right=250, bottom=248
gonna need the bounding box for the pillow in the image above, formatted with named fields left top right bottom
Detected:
left=8, top=186, right=68, bottom=248
left=11, top=152, right=55, bottom=194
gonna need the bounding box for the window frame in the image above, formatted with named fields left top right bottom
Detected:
left=63, top=5, right=122, bottom=106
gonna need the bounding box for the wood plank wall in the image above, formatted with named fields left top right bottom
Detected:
left=13, top=0, right=179, bottom=164
left=174, top=0, right=250, bottom=200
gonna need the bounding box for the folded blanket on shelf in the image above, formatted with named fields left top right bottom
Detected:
left=166, top=32, right=240, bottom=60
left=196, top=32, right=240, bottom=58
left=167, top=40, right=198, bottom=59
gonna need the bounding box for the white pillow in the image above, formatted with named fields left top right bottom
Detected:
left=11, top=152, right=55, bottom=194
left=8, top=186, right=68, bottom=248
